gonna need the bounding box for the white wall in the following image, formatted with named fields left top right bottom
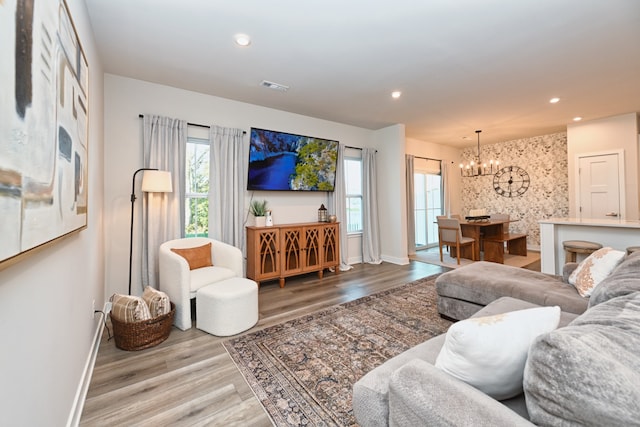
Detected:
left=0, top=0, right=105, bottom=425
left=567, top=112, right=640, bottom=219
left=104, top=74, right=378, bottom=295
left=372, top=124, right=409, bottom=264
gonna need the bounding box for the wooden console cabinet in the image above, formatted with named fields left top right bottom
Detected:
left=246, top=222, right=340, bottom=287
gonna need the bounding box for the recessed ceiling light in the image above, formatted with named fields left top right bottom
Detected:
left=391, top=91, right=402, bottom=99
left=573, top=116, right=583, bottom=122
left=260, top=80, right=289, bottom=92
left=549, top=97, right=560, bottom=104
left=234, top=34, right=251, bottom=47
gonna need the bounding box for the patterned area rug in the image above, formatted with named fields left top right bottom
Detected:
left=223, top=274, right=451, bottom=426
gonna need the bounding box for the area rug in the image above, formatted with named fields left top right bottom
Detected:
left=223, top=274, right=451, bottom=426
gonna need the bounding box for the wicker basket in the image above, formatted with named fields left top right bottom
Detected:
left=111, top=302, right=175, bottom=351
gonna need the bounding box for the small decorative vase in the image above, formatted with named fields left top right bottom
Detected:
left=255, top=216, right=266, bottom=227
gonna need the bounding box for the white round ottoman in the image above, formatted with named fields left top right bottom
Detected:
left=196, top=277, right=259, bottom=336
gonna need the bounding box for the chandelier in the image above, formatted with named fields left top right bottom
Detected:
left=459, top=130, right=498, bottom=177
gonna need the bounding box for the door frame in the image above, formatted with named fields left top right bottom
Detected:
left=574, top=149, right=626, bottom=220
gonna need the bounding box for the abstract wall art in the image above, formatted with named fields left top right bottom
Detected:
left=1, top=0, right=89, bottom=269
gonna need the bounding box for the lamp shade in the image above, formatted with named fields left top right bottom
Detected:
left=141, top=170, right=172, bottom=193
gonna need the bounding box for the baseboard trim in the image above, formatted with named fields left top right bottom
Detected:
left=381, top=254, right=410, bottom=265
left=66, top=305, right=106, bottom=427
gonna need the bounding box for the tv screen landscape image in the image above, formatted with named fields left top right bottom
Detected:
left=247, top=128, right=339, bottom=191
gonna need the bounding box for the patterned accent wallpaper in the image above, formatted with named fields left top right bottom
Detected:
left=459, top=132, right=569, bottom=247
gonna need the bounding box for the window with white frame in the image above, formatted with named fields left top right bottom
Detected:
left=344, top=155, right=363, bottom=233
left=185, top=137, right=209, bottom=237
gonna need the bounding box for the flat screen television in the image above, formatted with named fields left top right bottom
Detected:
left=247, top=127, right=339, bottom=191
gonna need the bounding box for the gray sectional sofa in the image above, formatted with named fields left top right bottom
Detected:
left=352, top=251, right=640, bottom=426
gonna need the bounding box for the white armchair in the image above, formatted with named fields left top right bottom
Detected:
left=159, top=237, right=244, bottom=330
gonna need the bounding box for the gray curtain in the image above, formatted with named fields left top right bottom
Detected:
left=329, top=144, right=353, bottom=271
left=405, top=155, right=416, bottom=256
left=142, top=115, right=187, bottom=292
left=362, top=147, right=382, bottom=264
left=209, top=126, right=245, bottom=252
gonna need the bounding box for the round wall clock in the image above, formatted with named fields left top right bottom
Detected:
left=493, top=166, right=530, bottom=197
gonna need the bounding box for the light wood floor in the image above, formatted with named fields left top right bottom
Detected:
left=80, top=260, right=446, bottom=426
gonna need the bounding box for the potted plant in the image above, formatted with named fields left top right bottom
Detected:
left=250, top=200, right=268, bottom=227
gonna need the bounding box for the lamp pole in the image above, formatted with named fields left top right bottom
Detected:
left=128, top=168, right=158, bottom=295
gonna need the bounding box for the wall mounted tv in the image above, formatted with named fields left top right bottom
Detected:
left=247, top=128, right=339, bottom=191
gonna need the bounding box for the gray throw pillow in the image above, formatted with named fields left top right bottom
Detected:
left=589, top=251, right=640, bottom=308
left=523, top=291, right=640, bottom=426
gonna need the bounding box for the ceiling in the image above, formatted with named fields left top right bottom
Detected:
left=85, top=0, right=640, bottom=148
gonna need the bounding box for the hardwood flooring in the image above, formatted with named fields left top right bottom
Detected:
left=80, top=260, right=446, bottom=426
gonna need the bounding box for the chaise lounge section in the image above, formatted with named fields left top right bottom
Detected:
left=434, top=261, right=588, bottom=320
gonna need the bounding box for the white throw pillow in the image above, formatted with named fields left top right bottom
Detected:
left=568, top=247, right=626, bottom=297
left=435, top=306, right=561, bottom=400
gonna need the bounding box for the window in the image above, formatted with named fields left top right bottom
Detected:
left=185, top=137, right=209, bottom=237
left=344, top=156, right=363, bottom=233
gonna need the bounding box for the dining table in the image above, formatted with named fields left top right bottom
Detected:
left=454, top=218, right=515, bottom=261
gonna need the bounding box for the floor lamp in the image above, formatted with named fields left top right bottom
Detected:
left=129, top=168, right=173, bottom=295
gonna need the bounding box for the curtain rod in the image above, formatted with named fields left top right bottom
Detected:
left=344, top=145, right=377, bottom=152
left=138, top=114, right=246, bottom=134
left=413, top=155, right=442, bottom=162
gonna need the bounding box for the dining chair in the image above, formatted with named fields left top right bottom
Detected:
left=490, top=213, right=511, bottom=244
left=490, top=213, right=510, bottom=224
left=437, top=218, right=476, bottom=265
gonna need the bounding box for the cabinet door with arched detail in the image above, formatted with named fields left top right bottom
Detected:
left=302, top=226, right=322, bottom=272
left=322, top=223, right=340, bottom=270
left=246, top=227, right=280, bottom=286
left=281, top=226, right=303, bottom=277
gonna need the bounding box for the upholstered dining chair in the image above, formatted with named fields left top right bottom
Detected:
left=490, top=213, right=511, bottom=248
left=490, top=213, right=510, bottom=227
left=159, top=237, right=243, bottom=330
left=437, top=218, right=476, bottom=265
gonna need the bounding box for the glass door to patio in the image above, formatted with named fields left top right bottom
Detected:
left=414, top=169, right=443, bottom=250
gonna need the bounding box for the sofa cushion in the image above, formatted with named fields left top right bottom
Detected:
left=568, top=247, right=625, bottom=297
left=435, top=306, right=560, bottom=400
left=170, top=242, right=213, bottom=270
left=524, top=291, right=640, bottom=426
left=435, top=262, right=588, bottom=316
left=589, top=250, right=640, bottom=308
left=389, top=359, right=536, bottom=427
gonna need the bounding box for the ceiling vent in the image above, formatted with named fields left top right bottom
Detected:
left=260, top=80, right=289, bottom=92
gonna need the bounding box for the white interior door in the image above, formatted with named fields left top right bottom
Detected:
left=578, top=153, right=622, bottom=219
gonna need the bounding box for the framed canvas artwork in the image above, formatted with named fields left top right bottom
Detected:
left=1, top=0, right=89, bottom=269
